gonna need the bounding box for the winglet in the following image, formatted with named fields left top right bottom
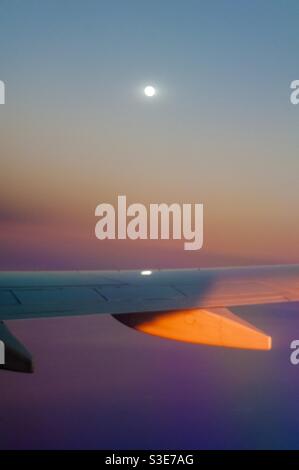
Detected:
left=0, top=322, right=33, bottom=373
left=114, top=308, right=272, bottom=350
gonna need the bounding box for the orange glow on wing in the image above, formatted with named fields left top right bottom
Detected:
left=114, top=308, right=272, bottom=351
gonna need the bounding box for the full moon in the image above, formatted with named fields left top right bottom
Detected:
left=144, top=85, right=156, bottom=97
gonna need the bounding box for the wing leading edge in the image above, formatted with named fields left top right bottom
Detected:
left=1, top=265, right=299, bottom=321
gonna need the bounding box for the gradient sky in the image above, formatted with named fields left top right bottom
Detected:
left=1, top=0, right=299, bottom=269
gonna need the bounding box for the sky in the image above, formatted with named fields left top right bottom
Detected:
left=0, top=0, right=299, bottom=269
left=1, top=0, right=299, bottom=450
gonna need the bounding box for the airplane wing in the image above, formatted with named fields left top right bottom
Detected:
left=1, top=264, right=299, bottom=372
